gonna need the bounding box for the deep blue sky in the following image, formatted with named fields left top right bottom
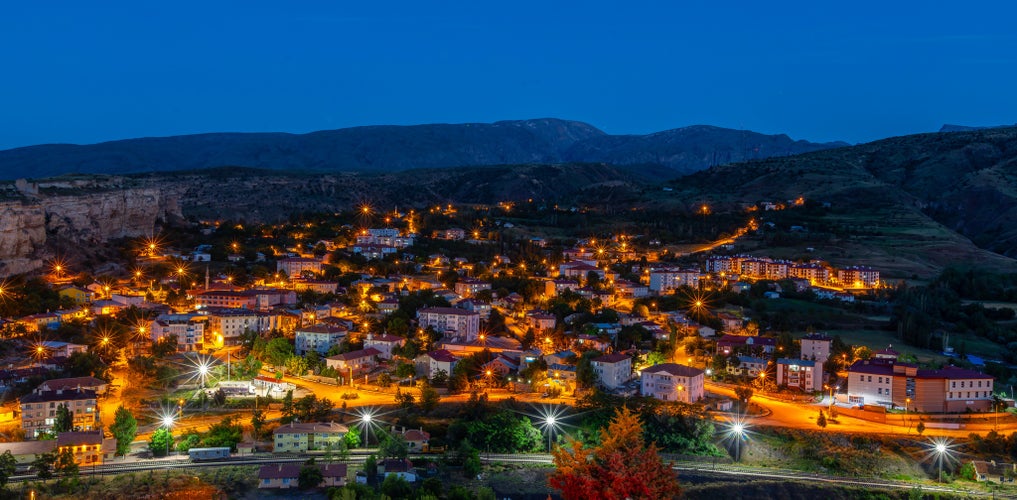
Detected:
left=2, top=2, right=1016, bottom=150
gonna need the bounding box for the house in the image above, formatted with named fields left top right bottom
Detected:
left=459, top=299, right=492, bottom=319
left=776, top=358, right=823, bottom=392
left=19, top=312, right=60, bottom=332
left=380, top=458, right=417, bottom=482
left=417, top=349, right=457, bottom=379
left=716, top=335, right=776, bottom=355
left=258, top=463, right=348, bottom=489
left=575, top=334, right=611, bottom=352
left=364, top=333, right=406, bottom=360
left=592, top=353, right=632, bottom=390
left=483, top=354, right=519, bottom=377
left=527, top=312, right=556, bottom=332
left=397, top=427, right=431, bottom=453
left=545, top=278, right=580, bottom=297
left=19, top=387, right=98, bottom=437
left=203, top=308, right=283, bottom=346
left=58, top=286, right=94, bottom=305
left=648, top=268, right=700, bottom=293
left=377, top=298, right=400, bottom=315
left=295, top=325, right=348, bottom=356
left=970, top=460, right=1016, bottom=482
left=37, top=376, right=108, bottom=395
left=56, top=430, right=115, bottom=466
left=729, top=356, right=767, bottom=378
left=847, top=359, right=995, bottom=412
left=416, top=307, right=480, bottom=342
left=640, top=363, right=704, bottom=403
left=39, top=341, right=88, bottom=358
left=272, top=421, right=349, bottom=453
left=325, top=348, right=381, bottom=374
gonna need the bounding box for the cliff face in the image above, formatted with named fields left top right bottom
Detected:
left=0, top=183, right=180, bottom=276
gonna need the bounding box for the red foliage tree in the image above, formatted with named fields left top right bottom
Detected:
left=549, top=406, right=682, bottom=499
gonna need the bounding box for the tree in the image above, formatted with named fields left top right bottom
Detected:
left=395, top=361, right=416, bottom=379
left=251, top=409, right=267, bottom=440
left=110, top=406, right=138, bottom=456
left=53, top=403, right=73, bottom=433
left=363, top=454, right=378, bottom=481
left=381, top=474, right=413, bottom=497
left=420, top=385, right=440, bottom=413
left=379, top=432, right=409, bottom=460
left=281, top=390, right=295, bottom=423
left=54, top=447, right=79, bottom=477
left=32, top=452, right=55, bottom=479
left=344, top=427, right=362, bottom=449
left=733, top=386, right=753, bottom=405
left=204, top=416, right=244, bottom=450
left=264, top=337, right=295, bottom=366
left=149, top=428, right=174, bottom=457
left=916, top=421, right=926, bottom=435
left=550, top=407, right=681, bottom=500
left=576, top=353, right=597, bottom=389
left=298, top=458, right=324, bottom=489
left=817, top=410, right=827, bottom=428
left=0, top=450, right=16, bottom=487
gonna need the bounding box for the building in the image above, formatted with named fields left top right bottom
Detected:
left=716, top=335, right=776, bottom=356
left=37, top=376, right=108, bottom=394
left=416, top=307, right=480, bottom=342
left=295, top=325, right=348, bottom=355
left=272, top=421, right=349, bottom=453
left=417, top=349, right=457, bottom=379
left=380, top=458, right=417, bottom=482
left=592, top=353, right=632, bottom=390
left=454, top=278, right=491, bottom=298
left=276, top=257, right=323, bottom=278
left=775, top=358, right=823, bottom=392
left=836, top=266, right=880, bottom=288
left=39, top=341, right=88, bottom=358
left=56, top=430, right=115, bottom=466
left=325, top=348, right=381, bottom=374
left=800, top=333, right=832, bottom=363
left=847, top=359, right=995, bottom=412
left=364, top=333, right=406, bottom=360
left=0, top=440, right=57, bottom=465
left=204, top=308, right=283, bottom=346
left=150, top=313, right=207, bottom=351
left=728, top=356, right=767, bottom=378
left=545, top=278, right=580, bottom=297
left=19, top=387, right=98, bottom=437
left=640, top=363, right=704, bottom=403
left=527, top=312, right=556, bottom=332
left=648, top=268, right=700, bottom=293
left=258, top=463, right=348, bottom=489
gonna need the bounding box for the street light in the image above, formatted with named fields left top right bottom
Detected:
left=545, top=415, right=556, bottom=451
left=162, top=415, right=175, bottom=457
left=905, top=397, right=911, bottom=433
left=935, top=442, right=946, bottom=482
left=361, top=412, right=373, bottom=448
left=727, top=421, right=747, bottom=461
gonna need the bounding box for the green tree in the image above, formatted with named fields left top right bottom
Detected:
left=264, top=337, right=295, bottom=366
left=32, top=452, right=55, bottom=479
left=109, top=406, right=138, bottom=456
left=251, top=409, right=267, bottom=440
left=0, top=450, right=17, bottom=487
left=344, top=427, right=362, bottom=449
left=645, top=351, right=667, bottom=366
left=381, top=474, right=413, bottom=497
left=363, top=454, right=378, bottom=481
left=420, top=385, right=440, bottom=413
left=298, top=458, right=323, bottom=489
left=204, top=416, right=243, bottom=450
left=149, top=428, right=174, bottom=457
left=379, top=432, right=409, bottom=460
left=576, top=353, right=597, bottom=389
left=817, top=410, right=827, bottom=428
left=53, top=403, right=73, bottom=433
left=54, top=447, right=79, bottom=477
left=281, top=390, right=295, bottom=423
left=395, top=361, right=416, bottom=379
left=734, top=386, right=753, bottom=405
left=462, top=444, right=481, bottom=478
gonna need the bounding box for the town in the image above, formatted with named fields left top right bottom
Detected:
left=0, top=198, right=1013, bottom=498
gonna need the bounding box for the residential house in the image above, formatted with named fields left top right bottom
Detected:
left=545, top=278, right=580, bottom=297
left=454, top=278, right=491, bottom=298
left=295, top=325, right=348, bottom=356
left=776, top=358, right=823, bottom=392
left=56, top=430, right=115, bottom=466
left=58, top=286, right=94, bottom=305
left=380, top=458, right=417, bottom=482
left=325, top=348, right=381, bottom=375
left=591, top=353, right=632, bottom=390
left=969, top=460, right=1016, bottom=482
left=648, top=268, right=700, bottom=293
left=729, top=356, right=767, bottom=378
left=716, top=335, right=776, bottom=356
left=483, top=354, right=519, bottom=377
left=37, top=376, right=108, bottom=395
left=527, top=312, right=556, bottom=332
left=0, top=440, right=56, bottom=466
left=39, top=341, right=88, bottom=358
left=640, top=363, right=705, bottom=403
left=272, top=422, right=349, bottom=453
left=364, top=333, right=406, bottom=360
left=417, top=349, right=457, bottom=379
left=258, top=463, right=348, bottom=489
left=149, top=313, right=207, bottom=351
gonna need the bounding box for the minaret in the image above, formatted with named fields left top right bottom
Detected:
left=205, top=266, right=210, bottom=290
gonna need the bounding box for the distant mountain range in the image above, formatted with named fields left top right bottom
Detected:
left=0, top=119, right=848, bottom=180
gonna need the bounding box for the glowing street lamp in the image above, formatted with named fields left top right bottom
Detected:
left=162, top=414, right=175, bottom=457
left=727, top=420, right=748, bottom=461
left=361, top=412, right=374, bottom=448
left=935, top=442, right=947, bottom=482
left=926, top=438, right=954, bottom=483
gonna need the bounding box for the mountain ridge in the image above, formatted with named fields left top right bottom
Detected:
left=0, top=118, right=846, bottom=180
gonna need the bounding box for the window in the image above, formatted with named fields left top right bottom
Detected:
left=952, top=381, right=956, bottom=388
left=878, top=377, right=882, bottom=384
left=868, top=376, right=872, bottom=382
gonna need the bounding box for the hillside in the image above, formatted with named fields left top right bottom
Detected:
left=672, top=126, right=1017, bottom=275
left=0, top=119, right=844, bottom=180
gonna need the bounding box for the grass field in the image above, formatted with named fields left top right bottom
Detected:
left=817, top=329, right=1004, bottom=364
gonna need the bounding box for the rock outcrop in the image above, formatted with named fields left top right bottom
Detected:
left=0, top=180, right=180, bottom=276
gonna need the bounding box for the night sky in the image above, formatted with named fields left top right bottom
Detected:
left=1, top=1, right=1015, bottom=150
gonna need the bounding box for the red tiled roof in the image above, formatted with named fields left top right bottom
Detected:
left=327, top=347, right=381, bottom=361
left=593, top=353, right=630, bottom=364
left=427, top=349, right=457, bottom=363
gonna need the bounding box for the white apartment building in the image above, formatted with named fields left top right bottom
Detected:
left=150, top=313, right=207, bottom=352
left=416, top=307, right=480, bottom=342
left=295, top=325, right=348, bottom=355
left=640, top=363, right=704, bottom=403
left=648, top=269, right=700, bottom=293
left=592, top=353, right=632, bottom=390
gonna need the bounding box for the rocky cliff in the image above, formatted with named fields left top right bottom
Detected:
left=0, top=179, right=181, bottom=276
